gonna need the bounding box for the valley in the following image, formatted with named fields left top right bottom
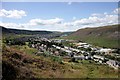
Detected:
left=1, top=25, right=120, bottom=79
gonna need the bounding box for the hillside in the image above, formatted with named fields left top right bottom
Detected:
left=1, top=26, right=11, bottom=34
left=65, top=25, right=120, bottom=48
left=0, top=26, right=53, bottom=35
left=1, top=26, right=73, bottom=39
left=2, top=45, right=66, bottom=79
left=2, top=45, right=118, bottom=79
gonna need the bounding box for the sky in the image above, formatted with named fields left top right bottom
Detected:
left=0, top=2, right=119, bottom=32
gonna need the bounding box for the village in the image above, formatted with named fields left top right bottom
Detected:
left=28, top=38, right=120, bottom=70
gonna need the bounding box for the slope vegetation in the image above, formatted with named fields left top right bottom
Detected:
left=2, top=45, right=119, bottom=79
left=2, top=45, right=66, bottom=79
left=66, top=25, right=120, bottom=48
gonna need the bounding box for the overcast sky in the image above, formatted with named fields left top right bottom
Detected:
left=0, top=2, right=119, bottom=32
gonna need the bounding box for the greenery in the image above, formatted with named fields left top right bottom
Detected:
left=60, top=51, right=68, bottom=56
left=51, top=56, right=62, bottom=63
left=61, top=41, right=75, bottom=48
left=2, top=44, right=119, bottom=78
left=10, top=45, right=38, bottom=55
left=63, top=61, right=118, bottom=78
left=66, top=35, right=119, bottom=48
left=63, top=25, right=119, bottom=48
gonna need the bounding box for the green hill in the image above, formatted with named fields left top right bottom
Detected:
left=65, top=25, right=120, bottom=48
left=1, top=26, right=53, bottom=35
left=1, top=26, right=73, bottom=39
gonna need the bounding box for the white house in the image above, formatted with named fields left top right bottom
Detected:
left=106, top=60, right=119, bottom=69
left=93, top=55, right=105, bottom=60
left=64, top=46, right=69, bottom=49
left=85, top=56, right=93, bottom=60
left=81, top=51, right=85, bottom=54
left=73, top=55, right=85, bottom=60
left=56, top=46, right=61, bottom=50
left=99, top=48, right=113, bottom=54
left=78, top=42, right=88, bottom=46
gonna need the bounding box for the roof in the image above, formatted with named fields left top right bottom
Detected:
left=99, top=48, right=112, bottom=52
left=107, top=60, right=119, bottom=65
left=73, top=55, right=85, bottom=59
left=93, top=55, right=104, bottom=60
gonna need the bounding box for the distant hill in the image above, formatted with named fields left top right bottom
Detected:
left=65, top=25, right=120, bottom=48
left=1, top=26, right=53, bottom=35
left=1, top=26, right=12, bottom=34
left=61, top=32, right=73, bottom=37
left=1, top=26, right=73, bottom=38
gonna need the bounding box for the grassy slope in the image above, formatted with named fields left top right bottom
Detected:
left=63, top=61, right=119, bottom=78
left=10, top=45, right=38, bottom=55
left=64, top=25, right=119, bottom=48
left=2, top=44, right=119, bottom=79
left=2, top=44, right=65, bottom=79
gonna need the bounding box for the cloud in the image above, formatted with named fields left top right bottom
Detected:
left=113, top=8, right=120, bottom=14
left=28, top=18, right=63, bottom=26
left=0, top=9, right=26, bottom=19
left=0, top=18, right=64, bottom=31
left=65, top=9, right=118, bottom=29
left=73, top=15, right=117, bottom=26
left=0, top=22, right=20, bottom=29
left=0, top=8, right=119, bottom=32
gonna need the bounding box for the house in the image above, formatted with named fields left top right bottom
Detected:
left=69, top=48, right=80, bottom=52
left=73, top=55, right=85, bottom=60
left=99, top=48, right=113, bottom=54
left=56, top=46, right=61, bottom=50
left=76, top=42, right=92, bottom=49
left=53, top=51, right=59, bottom=56
left=85, top=56, right=93, bottom=60
left=59, top=47, right=72, bottom=54
left=93, top=55, right=105, bottom=60
left=76, top=42, right=88, bottom=46
left=81, top=51, right=85, bottom=54
left=77, top=45, right=83, bottom=48
left=106, top=60, right=119, bottom=69
left=52, top=45, right=56, bottom=47
left=52, top=39, right=66, bottom=43
left=31, top=44, right=35, bottom=48
left=91, top=47, right=98, bottom=51
left=93, top=55, right=105, bottom=63
left=83, top=44, right=92, bottom=49
left=64, top=46, right=69, bottom=49
left=64, top=49, right=72, bottom=54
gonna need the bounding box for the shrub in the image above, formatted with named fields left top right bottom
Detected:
left=51, top=56, right=62, bottom=63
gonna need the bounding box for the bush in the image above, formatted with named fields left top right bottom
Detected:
left=4, top=38, right=25, bottom=45
left=51, top=56, right=62, bottom=63
left=60, top=51, right=67, bottom=56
